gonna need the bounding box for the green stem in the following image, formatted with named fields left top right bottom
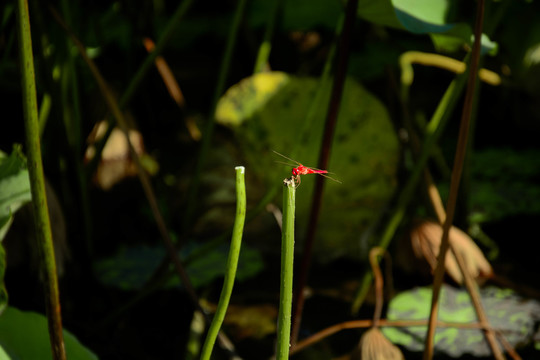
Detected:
left=118, top=0, right=194, bottom=109
left=423, top=2, right=505, bottom=359
left=297, top=13, right=342, bottom=150
left=49, top=4, right=206, bottom=328
left=98, top=180, right=278, bottom=332
left=253, top=0, right=282, bottom=73
left=200, top=166, right=247, bottom=360
left=60, top=0, right=94, bottom=261
left=86, top=0, right=195, bottom=176
left=38, top=93, right=51, bottom=136
left=276, top=179, right=296, bottom=360
left=183, top=0, right=248, bottom=231
left=16, top=0, right=66, bottom=359
left=292, top=0, right=357, bottom=343
left=351, top=64, right=469, bottom=315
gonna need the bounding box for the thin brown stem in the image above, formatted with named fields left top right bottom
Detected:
left=369, top=248, right=385, bottom=327
left=398, top=34, right=515, bottom=360
left=291, top=0, right=359, bottom=345
left=423, top=1, right=504, bottom=359
left=49, top=5, right=199, bottom=305
left=406, top=127, right=518, bottom=359
left=290, top=318, right=516, bottom=356
left=417, top=138, right=518, bottom=360
left=49, top=7, right=239, bottom=357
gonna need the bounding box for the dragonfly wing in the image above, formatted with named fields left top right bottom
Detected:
left=272, top=150, right=301, bottom=166
left=273, top=150, right=341, bottom=183
left=317, top=172, right=342, bottom=184
left=275, top=160, right=299, bottom=167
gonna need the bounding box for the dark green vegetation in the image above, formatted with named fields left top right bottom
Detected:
left=1, top=0, right=540, bottom=359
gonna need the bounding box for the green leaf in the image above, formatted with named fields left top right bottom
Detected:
left=392, top=0, right=448, bottom=25
left=392, top=1, right=452, bottom=33
left=215, top=72, right=399, bottom=261
left=94, top=243, right=264, bottom=290
left=382, top=285, right=540, bottom=357
left=0, top=307, right=98, bottom=360
left=0, top=145, right=32, bottom=242
left=358, top=0, right=452, bottom=33
left=358, top=0, right=496, bottom=54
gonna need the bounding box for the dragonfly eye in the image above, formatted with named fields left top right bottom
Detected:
left=292, top=168, right=298, bottom=176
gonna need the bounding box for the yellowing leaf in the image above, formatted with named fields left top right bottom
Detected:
left=216, top=72, right=290, bottom=127
left=215, top=72, right=399, bottom=262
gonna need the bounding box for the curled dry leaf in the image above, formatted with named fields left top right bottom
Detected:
left=350, top=328, right=404, bottom=360
left=410, top=221, right=493, bottom=284
left=84, top=121, right=157, bottom=190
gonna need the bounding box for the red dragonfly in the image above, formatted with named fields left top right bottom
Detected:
left=273, top=150, right=342, bottom=186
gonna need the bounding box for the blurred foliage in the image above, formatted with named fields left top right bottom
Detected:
left=438, top=148, right=540, bottom=224
left=95, top=243, right=263, bottom=291
left=469, top=148, right=540, bottom=223
left=1, top=0, right=540, bottom=358
left=216, top=72, right=399, bottom=261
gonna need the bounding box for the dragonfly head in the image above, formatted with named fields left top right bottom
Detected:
left=292, top=168, right=299, bottom=176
